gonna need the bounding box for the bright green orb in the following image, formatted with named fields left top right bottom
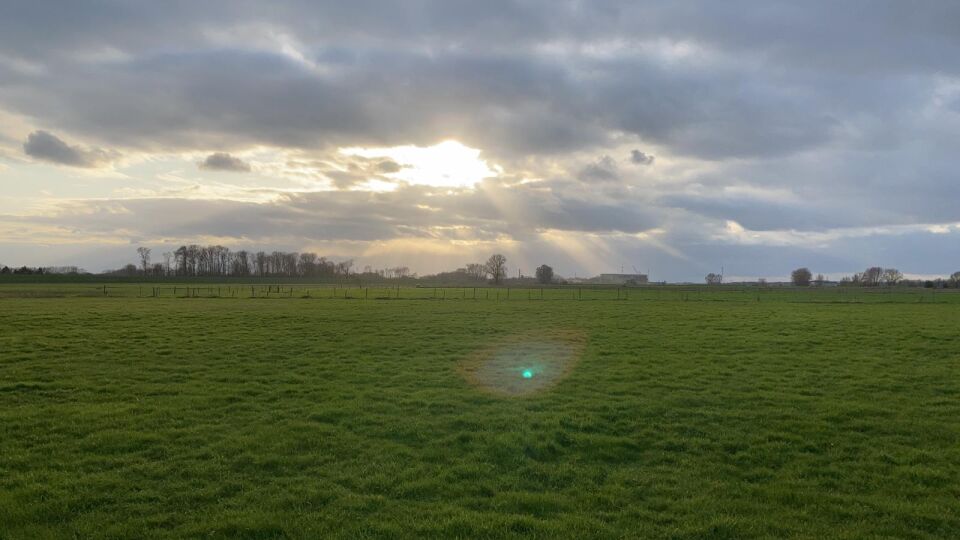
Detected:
left=522, top=369, right=533, bottom=379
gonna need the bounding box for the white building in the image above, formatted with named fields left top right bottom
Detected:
left=596, top=273, right=649, bottom=285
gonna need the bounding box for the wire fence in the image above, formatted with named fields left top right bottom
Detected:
left=2, top=283, right=959, bottom=304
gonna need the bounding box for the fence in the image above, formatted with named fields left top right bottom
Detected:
left=3, top=283, right=957, bottom=304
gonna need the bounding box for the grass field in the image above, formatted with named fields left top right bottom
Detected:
left=1, top=289, right=959, bottom=538
left=2, top=281, right=959, bottom=304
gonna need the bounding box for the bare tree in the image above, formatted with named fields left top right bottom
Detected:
left=317, top=257, right=335, bottom=278
left=882, top=268, right=903, bottom=286
left=862, top=267, right=883, bottom=287
left=705, top=273, right=722, bottom=285
left=232, top=250, right=250, bottom=276
left=535, top=264, right=554, bottom=284
left=137, top=247, right=151, bottom=275
left=485, top=254, right=507, bottom=284
left=298, top=252, right=318, bottom=276
left=197, top=247, right=210, bottom=275
left=791, top=267, right=812, bottom=286
left=162, top=252, right=173, bottom=276
left=174, top=246, right=187, bottom=275
left=186, top=245, right=199, bottom=276
left=284, top=252, right=299, bottom=276
left=465, top=263, right=487, bottom=281
left=254, top=251, right=267, bottom=276
left=217, top=246, right=231, bottom=276
left=336, top=259, right=354, bottom=276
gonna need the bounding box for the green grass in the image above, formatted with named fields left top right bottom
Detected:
left=1, top=292, right=959, bottom=538
left=2, top=281, right=958, bottom=304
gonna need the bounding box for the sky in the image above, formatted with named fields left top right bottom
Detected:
left=1, top=1, right=959, bottom=281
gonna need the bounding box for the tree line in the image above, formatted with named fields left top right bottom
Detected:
left=100, top=247, right=532, bottom=284
left=701, top=266, right=960, bottom=288
left=114, top=245, right=359, bottom=278
left=781, top=267, right=960, bottom=288
left=2, top=248, right=559, bottom=285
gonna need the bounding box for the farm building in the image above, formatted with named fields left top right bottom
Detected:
left=596, top=273, right=649, bottom=285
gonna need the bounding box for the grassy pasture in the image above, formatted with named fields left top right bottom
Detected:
left=1, top=289, right=959, bottom=538
left=1, top=281, right=958, bottom=304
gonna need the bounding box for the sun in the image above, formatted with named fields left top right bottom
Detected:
left=340, top=140, right=499, bottom=189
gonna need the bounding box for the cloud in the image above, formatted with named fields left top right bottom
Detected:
left=630, top=150, right=654, bottom=165
left=22, top=130, right=112, bottom=167
left=6, top=176, right=664, bottom=249
left=376, top=159, right=402, bottom=173
left=3, top=2, right=960, bottom=278
left=7, top=188, right=959, bottom=280
left=578, top=156, right=618, bottom=182
left=199, top=152, right=251, bottom=172
left=4, top=2, right=953, bottom=164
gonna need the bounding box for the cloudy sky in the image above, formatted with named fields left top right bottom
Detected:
left=1, top=1, right=959, bottom=280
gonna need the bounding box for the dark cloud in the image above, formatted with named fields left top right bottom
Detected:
left=2, top=2, right=958, bottom=160
left=376, top=159, right=402, bottom=173
left=1, top=45, right=831, bottom=159
left=578, top=156, right=619, bottom=182
left=630, top=150, right=654, bottom=165
left=199, top=152, right=251, bottom=172
left=4, top=2, right=960, bottom=75
left=22, top=130, right=111, bottom=167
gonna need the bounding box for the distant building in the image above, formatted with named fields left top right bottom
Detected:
left=596, top=273, right=649, bottom=285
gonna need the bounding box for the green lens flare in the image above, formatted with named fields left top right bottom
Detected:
left=522, top=369, right=533, bottom=379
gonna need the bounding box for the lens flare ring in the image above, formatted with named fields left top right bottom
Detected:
left=458, top=330, right=586, bottom=397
